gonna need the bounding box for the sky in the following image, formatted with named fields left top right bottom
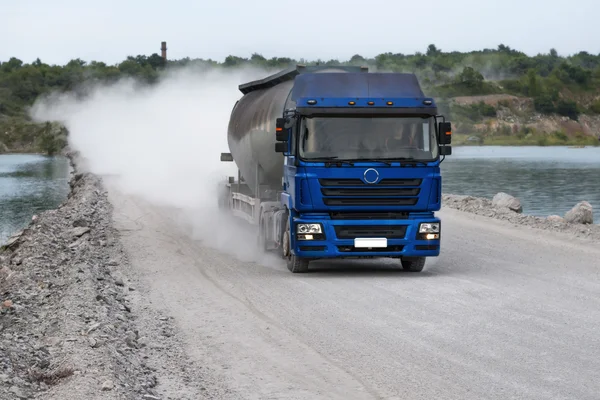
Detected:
left=1, top=0, right=599, bottom=65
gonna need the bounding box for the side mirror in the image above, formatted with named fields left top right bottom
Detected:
left=438, top=121, right=452, bottom=145
left=440, top=146, right=452, bottom=156
left=275, top=142, right=287, bottom=153
left=276, top=117, right=289, bottom=142
left=220, top=152, right=234, bottom=162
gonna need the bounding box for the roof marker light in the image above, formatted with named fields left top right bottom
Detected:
left=307, top=99, right=317, bottom=105
left=423, top=100, right=433, bottom=105
left=348, top=101, right=356, bottom=105
left=387, top=101, right=393, bottom=106
left=367, top=101, right=375, bottom=106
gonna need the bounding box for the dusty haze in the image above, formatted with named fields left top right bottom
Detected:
left=30, top=64, right=282, bottom=264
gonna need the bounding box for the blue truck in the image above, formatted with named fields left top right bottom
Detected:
left=219, top=64, right=452, bottom=273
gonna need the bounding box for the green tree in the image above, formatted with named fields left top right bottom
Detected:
left=526, top=69, right=539, bottom=97
left=251, top=53, right=267, bottom=63
left=426, top=44, right=440, bottom=57
left=457, top=66, right=484, bottom=88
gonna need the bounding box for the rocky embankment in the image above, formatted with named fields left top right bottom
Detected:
left=0, top=171, right=155, bottom=399
left=443, top=192, right=600, bottom=241
left=0, top=155, right=208, bottom=399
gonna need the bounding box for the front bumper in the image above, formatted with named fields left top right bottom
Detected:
left=291, top=215, right=441, bottom=259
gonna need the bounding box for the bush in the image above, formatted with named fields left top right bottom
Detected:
left=500, top=79, right=525, bottom=95
left=589, top=99, right=600, bottom=114
left=533, top=93, right=555, bottom=113
left=450, top=101, right=497, bottom=122
left=498, top=124, right=512, bottom=136
left=555, top=99, right=580, bottom=120
left=553, top=130, right=568, bottom=141
left=478, top=102, right=497, bottom=117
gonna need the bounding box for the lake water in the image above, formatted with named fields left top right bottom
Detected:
left=0, top=146, right=598, bottom=244
left=441, top=146, right=600, bottom=222
left=0, top=154, right=71, bottom=244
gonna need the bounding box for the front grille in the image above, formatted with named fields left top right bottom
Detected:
left=321, top=188, right=420, bottom=196
left=337, top=245, right=404, bottom=253
left=323, top=198, right=418, bottom=206
left=330, top=212, right=409, bottom=220
left=319, top=177, right=422, bottom=207
left=334, top=225, right=407, bottom=239
left=299, top=246, right=326, bottom=252
left=415, top=245, right=439, bottom=251
left=319, top=178, right=422, bottom=186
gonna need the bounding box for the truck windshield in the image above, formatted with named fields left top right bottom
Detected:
left=298, top=116, right=439, bottom=161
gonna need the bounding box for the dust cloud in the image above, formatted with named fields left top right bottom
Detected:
left=29, top=64, right=281, bottom=265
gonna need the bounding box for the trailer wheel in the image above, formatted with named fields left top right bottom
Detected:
left=283, top=217, right=309, bottom=273
left=400, top=256, right=426, bottom=272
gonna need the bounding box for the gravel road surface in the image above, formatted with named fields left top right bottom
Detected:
left=106, top=184, right=600, bottom=400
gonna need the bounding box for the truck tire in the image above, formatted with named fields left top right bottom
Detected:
left=282, top=217, right=309, bottom=273
left=401, top=256, right=426, bottom=272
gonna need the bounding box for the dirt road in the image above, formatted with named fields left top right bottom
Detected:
left=108, top=186, right=600, bottom=400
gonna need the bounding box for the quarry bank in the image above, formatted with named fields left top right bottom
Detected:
left=0, top=146, right=598, bottom=398
left=0, top=149, right=223, bottom=400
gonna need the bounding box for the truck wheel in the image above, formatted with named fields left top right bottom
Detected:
left=401, top=256, right=426, bottom=272
left=282, top=218, right=309, bottom=273
left=288, top=256, right=309, bottom=273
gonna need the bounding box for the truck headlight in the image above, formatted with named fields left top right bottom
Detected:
left=297, top=223, right=323, bottom=234
left=419, top=223, right=440, bottom=233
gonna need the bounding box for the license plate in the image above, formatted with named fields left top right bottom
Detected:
left=354, top=238, right=388, bottom=248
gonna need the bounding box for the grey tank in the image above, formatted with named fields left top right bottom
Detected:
left=227, top=68, right=351, bottom=197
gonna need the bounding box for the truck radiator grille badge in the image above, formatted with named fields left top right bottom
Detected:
left=363, top=168, right=379, bottom=184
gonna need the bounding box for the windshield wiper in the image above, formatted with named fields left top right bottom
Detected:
left=317, top=157, right=396, bottom=167
left=377, top=157, right=428, bottom=166
left=309, top=157, right=414, bottom=167
left=312, top=157, right=355, bottom=167
left=340, top=158, right=392, bottom=166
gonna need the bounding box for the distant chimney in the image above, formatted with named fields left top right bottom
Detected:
left=161, top=41, right=167, bottom=61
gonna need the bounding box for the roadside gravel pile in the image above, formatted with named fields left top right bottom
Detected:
left=442, top=193, right=600, bottom=242
left=0, top=169, right=162, bottom=400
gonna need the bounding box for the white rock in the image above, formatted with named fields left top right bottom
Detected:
left=564, top=201, right=593, bottom=224
left=492, top=192, right=523, bottom=213
left=71, top=227, right=91, bottom=237
left=547, top=215, right=564, bottom=223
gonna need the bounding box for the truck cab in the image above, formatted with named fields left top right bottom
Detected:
left=273, top=72, right=452, bottom=272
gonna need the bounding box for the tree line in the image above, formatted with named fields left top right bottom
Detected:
left=1, top=44, right=600, bottom=153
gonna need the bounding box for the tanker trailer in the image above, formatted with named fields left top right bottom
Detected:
left=219, top=64, right=453, bottom=273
